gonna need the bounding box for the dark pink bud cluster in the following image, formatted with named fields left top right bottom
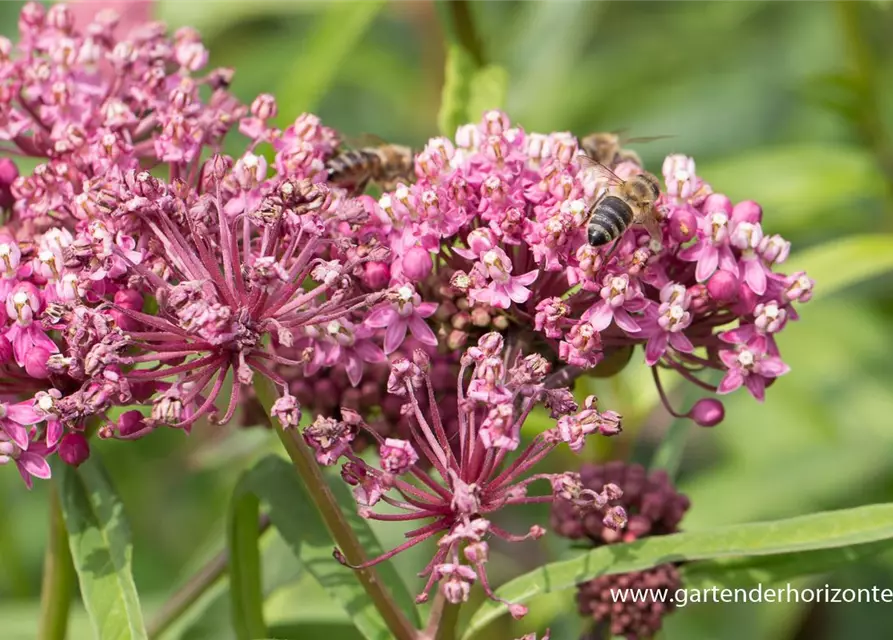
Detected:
left=343, top=112, right=813, bottom=425
left=551, top=462, right=691, bottom=638
left=294, top=333, right=626, bottom=614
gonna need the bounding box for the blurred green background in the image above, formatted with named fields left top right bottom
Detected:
left=3, top=1, right=893, bottom=639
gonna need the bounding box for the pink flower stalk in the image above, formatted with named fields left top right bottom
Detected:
left=297, top=333, right=627, bottom=612
left=342, top=111, right=813, bottom=424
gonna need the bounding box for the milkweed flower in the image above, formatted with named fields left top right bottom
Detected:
left=551, top=462, right=691, bottom=639
left=0, top=1, right=363, bottom=488
left=346, top=111, right=813, bottom=425
left=297, top=333, right=627, bottom=613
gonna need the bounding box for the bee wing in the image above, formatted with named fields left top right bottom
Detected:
left=345, top=133, right=391, bottom=149
left=576, top=154, right=625, bottom=186
left=642, top=209, right=663, bottom=242
left=624, top=134, right=676, bottom=144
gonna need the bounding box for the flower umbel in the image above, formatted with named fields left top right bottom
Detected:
left=303, top=333, right=627, bottom=613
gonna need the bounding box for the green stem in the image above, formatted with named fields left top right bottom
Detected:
left=256, top=379, right=418, bottom=640
left=436, top=0, right=485, bottom=67
left=147, top=516, right=271, bottom=639
left=424, top=591, right=460, bottom=640
left=37, top=481, right=75, bottom=640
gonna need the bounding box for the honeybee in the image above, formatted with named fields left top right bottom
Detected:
left=578, top=154, right=663, bottom=247
left=325, top=142, right=415, bottom=196
left=579, top=131, right=672, bottom=168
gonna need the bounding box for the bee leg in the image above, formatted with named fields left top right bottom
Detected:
left=602, top=236, right=623, bottom=263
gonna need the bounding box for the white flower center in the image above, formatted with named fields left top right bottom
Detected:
left=737, top=350, right=755, bottom=368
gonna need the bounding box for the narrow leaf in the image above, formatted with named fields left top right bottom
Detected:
left=229, top=455, right=419, bottom=640
left=466, top=65, right=509, bottom=122
left=228, top=491, right=266, bottom=640
left=56, top=455, right=148, bottom=640
left=437, top=44, right=476, bottom=137
left=462, top=503, right=893, bottom=638
left=682, top=538, right=892, bottom=589
left=785, top=234, right=893, bottom=301
left=274, top=1, right=386, bottom=122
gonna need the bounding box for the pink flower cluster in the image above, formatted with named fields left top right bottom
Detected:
left=295, top=332, right=627, bottom=612
left=351, top=111, right=813, bottom=420
left=0, top=2, right=377, bottom=487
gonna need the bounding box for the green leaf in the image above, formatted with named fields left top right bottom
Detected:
left=273, top=1, right=386, bottom=123
left=437, top=44, right=477, bottom=137
left=682, top=538, right=892, bottom=589
left=466, top=65, right=509, bottom=122
left=785, top=234, right=893, bottom=301
left=228, top=455, right=419, bottom=640
left=228, top=491, right=266, bottom=639
left=56, top=455, right=148, bottom=640
left=462, top=503, right=893, bottom=638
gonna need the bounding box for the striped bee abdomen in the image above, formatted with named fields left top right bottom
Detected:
left=588, top=195, right=633, bottom=246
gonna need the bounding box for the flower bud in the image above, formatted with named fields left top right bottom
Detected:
left=402, top=246, right=433, bottom=281
left=250, top=93, right=278, bottom=120
left=688, top=398, right=724, bottom=427
left=24, top=346, right=51, bottom=379
left=117, top=410, right=147, bottom=437
left=701, top=193, right=732, bottom=215
left=668, top=207, right=697, bottom=243
left=0, top=158, right=19, bottom=209
left=732, top=200, right=762, bottom=224
left=362, top=261, right=390, bottom=290
left=58, top=433, right=90, bottom=467
left=731, top=280, right=758, bottom=315
left=114, top=288, right=143, bottom=311
left=706, top=270, right=738, bottom=303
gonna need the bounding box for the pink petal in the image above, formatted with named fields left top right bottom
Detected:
left=506, top=282, right=532, bottom=304
left=415, top=302, right=438, bottom=318
left=744, top=376, right=766, bottom=402
left=719, top=326, right=754, bottom=344
left=345, top=355, right=364, bottom=387
left=46, top=420, right=63, bottom=448
left=384, top=320, right=408, bottom=354
left=408, top=314, right=438, bottom=347
left=695, top=248, right=719, bottom=282
left=18, top=451, right=51, bottom=479
left=587, top=303, right=614, bottom=332
left=1, top=420, right=30, bottom=450
left=742, top=259, right=767, bottom=296
left=759, top=357, right=790, bottom=378
left=515, top=269, right=539, bottom=287
left=668, top=332, right=694, bottom=353
left=366, top=306, right=397, bottom=328
left=354, top=341, right=385, bottom=364
left=677, top=242, right=704, bottom=262
left=16, top=463, right=34, bottom=490
left=613, top=309, right=641, bottom=333
left=718, top=247, right=739, bottom=274
left=6, top=401, right=42, bottom=425
left=717, top=369, right=744, bottom=395
left=645, top=334, right=668, bottom=366
left=718, top=350, right=739, bottom=368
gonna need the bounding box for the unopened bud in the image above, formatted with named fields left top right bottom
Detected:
left=668, top=207, right=697, bottom=242
left=24, top=346, right=51, bottom=379
left=58, top=433, right=90, bottom=467
left=402, top=246, right=433, bottom=281
left=706, top=270, right=739, bottom=304
left=732, top=200, right=762, bottom=224
left=689, top=398, right=724, bottom=427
